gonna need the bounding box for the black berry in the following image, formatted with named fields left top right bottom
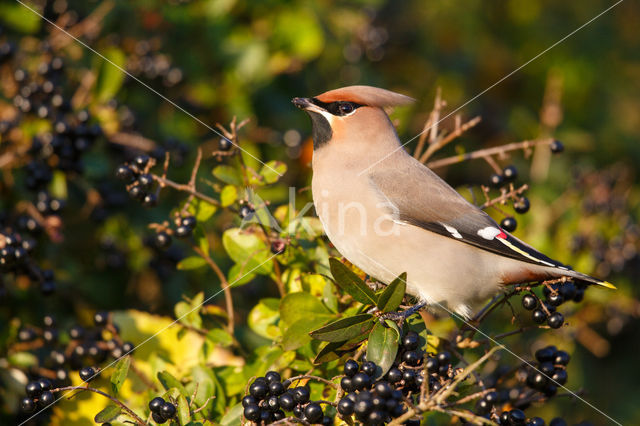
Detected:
left=522, top=294, right=537, bottom=310
left=547, top=312, right=564, bottom=329
left=21, top=397, right=36, bottom=413
left=402, top=331, right=419, bottom=350
left=304, top=402, right=323, bottom=423
left=532, top=309, right=547, bottom=324
left=149, top=397, right=164, bottom=412
left=500, top=217, right=517, bottom=232
left=514, top=197, right=530, bottom=214
left=79, top=366, right=96, bottom=382
left=344, top=359, right=359, bottom=377
left=503, top=165, right=518, bottom=181
left=550, top=140, right=564, bottom=153
left=490, top=173, right=504, bottom=187
left=219, top=137, right=233, bottom=151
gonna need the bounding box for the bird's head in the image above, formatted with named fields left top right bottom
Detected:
left=293, top=85, right=414, bottom=150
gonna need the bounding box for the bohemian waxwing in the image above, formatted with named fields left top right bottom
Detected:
left=293, top=85, right=614, bottom=318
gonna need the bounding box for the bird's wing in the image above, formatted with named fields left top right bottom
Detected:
left=368, top=157, right=568, bottom=270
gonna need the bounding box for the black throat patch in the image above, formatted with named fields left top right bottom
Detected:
left=308, top=111, right=332, bottom=150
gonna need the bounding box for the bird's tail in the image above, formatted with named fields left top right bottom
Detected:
left=562, top=269, right=616, bottom=289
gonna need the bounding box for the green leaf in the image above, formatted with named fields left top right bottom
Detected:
left=0, top=4, right=41, bottom=33
left=377, top=273, right=407, bottom=312
left=279, top=292, right=332, bottom=326
left=177, top=256, right=207, bottom=270
left=366, top=322, right=399, bottom=378
left=329, top=258, right=377, bottom=306
left=312, top=338, right=364, bottom=364
left=191, top=198, right=218, bottom=223
left=220, top=185, right=238, bottom=207
left=222, top=228, right=273, bottom=275
left=175, top=300, right=202, bottom=329
left=259, top=161, right=287, bottom=184
left=220, top=403, right=243, bottom=426
left=309, top=314, right=374, bottom=342
left=227, top=263, right=256, bottom=286
left=158, top=371, right=188, bottom=395
left=193, top=225, right=210, bottom=256
left=49, top=170, right=67, bottom=200
left=110, top=355, right=130, bottom=395
left=212, top=165, right=242, bottom=185
left=93, top=404, right=121, bottom=423
left=280, top=292, right=333, bottom=350
left=177, top=394, right=190, bottom=425
left=206, top=329, right=234, bottom=347
left=7, top=352, right=38, bottom=368
left=95, top=47, right=126, bottom=102
left=248, top=298, right=280, bottom=339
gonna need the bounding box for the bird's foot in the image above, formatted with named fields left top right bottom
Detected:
left=379, top=303, right=426, bottom=323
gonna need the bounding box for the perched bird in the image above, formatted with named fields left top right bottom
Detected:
left=293, top=85, right=614, bottom=318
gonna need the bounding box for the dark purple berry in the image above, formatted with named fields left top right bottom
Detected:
left=38, top=391, right=54, bottom=406
left=133, top=154, right=150, bottom=169
left=554, top=350, right=570, bottom=366
left=94, top=311, right=109, bottom=326
left=304, top=403, right=323, bottom=423
left=490, top=173, right=504, bottom=187
left=403, top=350, right=421, bottom=366
left=149, top=396, right=165, bottom=412
left=181, top=216, right=197, bottom=229
left=551, top=369, right=568, bottom=385
left=278, top=392, right=295, bottom=411
left=243, top=403, right=260, bottom=421
left=522, top=294, right=537, bottom=310
left=219, top=137, right=233, bottom=151
left=527, top=417, right=545, bottom=426
left=532, top=309, right=547, bottom=324
left=338, top=397, right=354, bottom=415
left=509, top=408, right=526, bottom=424
left=352, top=372, right=371, bottom=390
left=269, top=381, right=285, bottom=395
left=241, top=395, right=256, bottom=408
left=500, top=217, right=517, bottom=232
left=535, top=346, right=557, bottom=363
left=402, top=330, right=419, bottom=350
left=386, top=367, right=402, bottom=383
left=550, top=140, right=564, bottom=153
left=340, top=376, right=354, bottom=392
left=21, top=397, right=36, bottom=413
left=152, top=411, right=166, bottom=424
left=549, top=418, right=567, bottom=426
left=26, top=381, right=42, bottom=398
left=503, top=165, right=518, bottom=181
left=115, top=165, right=134, bottom=182
left=547, top=292, right=564, bottom=306
left=79, top=366, right=96, bottom=382
left=547, top=312, right=564, bottom=329
left=361, top=360, right=377, bottom=376
left=160, top=402, right=176, bottom=419
left=142, top=193, right=157, bottom=207
left=174, top=225, right=192, bottom=238
left=249, top=381, right=268, bottom=400
left=38, top=378, right=52, bottom=392
left=343, top=359, right=359, bottom=377
left=514, top=197, right=530, bottom=214
left=292, top=386, right=310, bottom=404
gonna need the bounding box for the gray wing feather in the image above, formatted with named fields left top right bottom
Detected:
left=368, top=157, right=564, bottom=268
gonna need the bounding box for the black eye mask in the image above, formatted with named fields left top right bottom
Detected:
left=311, top=98, right=364, bottom=116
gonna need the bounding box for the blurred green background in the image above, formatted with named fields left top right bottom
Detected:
left=1, top=0, right=638, bottom=424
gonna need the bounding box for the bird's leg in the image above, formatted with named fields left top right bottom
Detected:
left=379, top=302, right=427, bottom=323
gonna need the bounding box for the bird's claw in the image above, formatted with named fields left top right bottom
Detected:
left=379, top=303, right=426, bottom=324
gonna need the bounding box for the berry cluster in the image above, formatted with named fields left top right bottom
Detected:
left=148, top=216, right=198, bottom=253
left=338, top=360, right=408, bottom=425
left=242, top=371, right=331, bottom=425
left=497, top=408, right=568, bottom=426
left=21, top=378, right=54, bottom=413
left=116, top=154, right=159, bottom=207
left=148, top=396, right=177, bottom=424
left=524, top=346, right=570, bottom=396
left=521, top=281, right=585, bottom=329
left=16, top=311, right=133, bottom=412
left=336, top=332, right=458, bottom=424
left=0, top=231, right=53, bottom=293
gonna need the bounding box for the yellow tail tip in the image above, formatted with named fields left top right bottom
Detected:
left=597, top=281, right=617, bottom=290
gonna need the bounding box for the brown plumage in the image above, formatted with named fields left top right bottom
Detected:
left=293, top=85, right=614, bottom=318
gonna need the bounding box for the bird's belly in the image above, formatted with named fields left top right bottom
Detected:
left=317, top=206, right=503, bottom=317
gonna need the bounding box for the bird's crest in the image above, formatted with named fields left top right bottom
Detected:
left=314, top=85, right=414, bottom=108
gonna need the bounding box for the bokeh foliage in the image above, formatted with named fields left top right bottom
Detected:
left=1, top=0, right=639, bottom=424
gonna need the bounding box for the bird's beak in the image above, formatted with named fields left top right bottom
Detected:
left=292, top=97, right=326, bottom=114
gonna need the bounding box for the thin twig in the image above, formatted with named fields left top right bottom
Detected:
left=426, top=138, right=554, bottom=169
left=50, top=386, right=145, bottom=425
left=192, top=245, right=234, bottom=335
left=480, top=184, right=529, bottom=209
left=419, top=116, right=482, bottom=163
left=287, top=375, right=340, bottom=390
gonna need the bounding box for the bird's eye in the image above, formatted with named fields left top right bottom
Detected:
left=338, top=102, right=356, bottom=115
left=338, top=102, right=354, bottom=115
